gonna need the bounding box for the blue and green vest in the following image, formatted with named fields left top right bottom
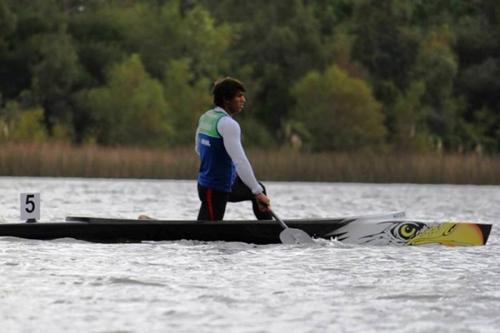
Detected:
left=196, top=107, right=236, bottom=192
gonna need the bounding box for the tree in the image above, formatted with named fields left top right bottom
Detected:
left=0, top=0, right=16, bottom=104
left=391, top=81, right=433, bottom=151
left=291, top=65, right=386, bottom=151
left=0, top=0, right=16, bottom=47
left=203, top=0, right=329, bottom=136
left=93, top=0, right=232, bottom=80
left=163, top=58, right=211, bottom=144
left=454, top=3, right=500, bottom=151
left=31, top=31, right=81, bottom=132
left=412, top=26, right=461, bottom=150
left=351, top=0, right=419, bottom=97
left=84, top=54, right=171, bottom=146
left=1, top=0, right=499, bottom=152
left=0, top=101, right=47, bottom=142
left=1, top=0, right=66, bottom=100
left=67, top=5, right=128, bottom=86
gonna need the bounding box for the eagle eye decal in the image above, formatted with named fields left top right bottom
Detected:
left=390, top=222, right=426, bottom=241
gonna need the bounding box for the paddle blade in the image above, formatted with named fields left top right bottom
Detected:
left=279, top=228, right=314, bottom=244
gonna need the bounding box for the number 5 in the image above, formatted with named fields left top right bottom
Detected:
left=25, top=194, right=35, bottom=213
left=20, top=193, right=40, bottom=222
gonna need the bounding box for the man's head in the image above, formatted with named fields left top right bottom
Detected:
left=213, top=77, right=246, bottom=115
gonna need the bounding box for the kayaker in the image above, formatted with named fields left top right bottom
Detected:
left=195, top=77, right=271, bottom=221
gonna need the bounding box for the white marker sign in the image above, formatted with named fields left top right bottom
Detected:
left=20, top=193, right=40, bottom=221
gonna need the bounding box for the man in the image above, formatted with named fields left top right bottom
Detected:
left=195, top=77, right=271, bottom=221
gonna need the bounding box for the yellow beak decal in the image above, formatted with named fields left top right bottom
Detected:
left=408, top=222, right=487, bottom=246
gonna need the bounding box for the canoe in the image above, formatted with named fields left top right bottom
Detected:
left=0, top=212, right=492, bottom=246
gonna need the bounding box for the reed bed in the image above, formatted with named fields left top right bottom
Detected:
left=249, top=150, right=500, bottom=184
left=0, top=143, right=499, bottom=184
left=0, top=143, right=198, bottom=179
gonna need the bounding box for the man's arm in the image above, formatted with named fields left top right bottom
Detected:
left=217, top=117, right=263, bottom=194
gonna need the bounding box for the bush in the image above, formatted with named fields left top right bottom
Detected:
left=84, top=54, right=172, bottom=146
left=291, top=65, right=386, bottom=151
left=0, top=102, right=47, bottom=143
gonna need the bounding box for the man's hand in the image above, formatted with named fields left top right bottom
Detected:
left=255, top=192, right=270, bottom=212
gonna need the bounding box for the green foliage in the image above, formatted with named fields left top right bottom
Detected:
left=67, top=6, right=128, bottom=85
left=89, top=0, right=232, bottom=79
left=163, top=58, right=211, bottom=144
left=31, top=31, right=81, bottom=128
left=414, top=26, right=462, bottom=150
left=391, top=81, right=434, bottom=152
left=0, top=0, right=16, bottom=38
left=1, top=0, right=65, bottom=99
left=291, top=65, right=386, bottom=151
left=0, top=0, right=499, bottom=152
left=204, top=0, right=329, bottom=133
left=168, top=3, right=232, bottom=79
left=84, top=54, right=171, bottom=146
left=0, top=102, right=47, bottom=142
left=352, top=0, right=419, bottom=93
left=238, top=117, right=276, bottom=149
left=461, top=107, right=498, bottom=152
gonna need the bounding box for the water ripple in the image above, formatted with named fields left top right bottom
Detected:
left=0, top=177, right=499, bottom=332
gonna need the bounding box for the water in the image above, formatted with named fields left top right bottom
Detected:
left=1, top=177, right=499, bottom=332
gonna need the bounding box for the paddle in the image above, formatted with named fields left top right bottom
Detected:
left=268, top=209, right=314, bottom=244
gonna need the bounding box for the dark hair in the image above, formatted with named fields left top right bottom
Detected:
left=212, top=77, right=245, bottom=107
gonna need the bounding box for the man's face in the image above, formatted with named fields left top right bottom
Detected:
left=225, top=90, right=246, bottom=115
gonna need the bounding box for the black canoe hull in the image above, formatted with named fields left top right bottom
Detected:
left=0, top=216, right=493, bottom=246
left=0, top=220, right=346, bottom=244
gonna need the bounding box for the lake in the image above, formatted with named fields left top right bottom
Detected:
left=1, top=177, right=499, bottom=332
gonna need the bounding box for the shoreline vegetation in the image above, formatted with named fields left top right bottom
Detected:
left=1, top=143, right=499, bottom=185
left=2, top=1, right=500, bottom=157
